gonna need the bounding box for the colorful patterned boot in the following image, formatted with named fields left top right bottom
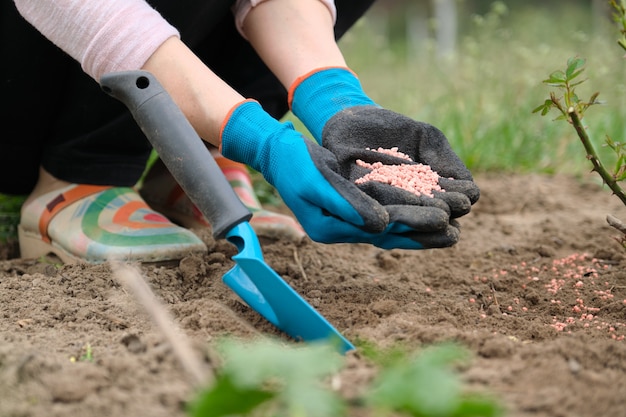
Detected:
left=18, top=185, right=207, bottom=264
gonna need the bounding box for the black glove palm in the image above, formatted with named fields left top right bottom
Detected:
left=322, top=106, right=480, bottom=220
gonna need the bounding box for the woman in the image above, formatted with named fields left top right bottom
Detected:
left=2, top=0, right=479, bottom=263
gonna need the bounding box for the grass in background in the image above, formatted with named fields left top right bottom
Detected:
left=0, top=194, right=25, bottom=244
left=296, top=1, right=626, bottom=177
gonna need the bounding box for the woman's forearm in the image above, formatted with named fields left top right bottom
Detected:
left=142, top=37, right=244, bottom=146
left=242, top=0, right=346, bottom=89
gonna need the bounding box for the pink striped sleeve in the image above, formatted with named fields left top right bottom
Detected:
left=13, top=0, right=180, bottom=81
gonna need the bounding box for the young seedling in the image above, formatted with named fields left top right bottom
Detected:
left=80, top=343, right=94, bottom=362
left=365, top=343, right=503, bottom=417
left=187, top=340, right=502, bottom=417
left=70, top=343, right=94, bottom=363
left=188, top=339, right=345, bottom=417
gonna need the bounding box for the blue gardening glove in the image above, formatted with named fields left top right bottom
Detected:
left=289, top=67, right=480, bottom=220
left=220, top=100, right=459, bottom=249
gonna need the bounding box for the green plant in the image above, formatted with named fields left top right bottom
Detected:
left=70, top=343, right=94, bottom=363
left=533, top=1, right=626, bottom=249
left=353, top=337, right=411, bottom=367
left=611, top=0, right=626, bottom=52
left=188, top=339, right=345, bottom=417
left=531, top=57, right=624, bottom=198
left=534, top=57, right=626, bottom=247
left=187, top=338, right=502, bottom=417
left=36, top=255, right=63, bottom=269
left=80, top=343, right=94, bottom=362
left=367, top=343, right=502, bottom=417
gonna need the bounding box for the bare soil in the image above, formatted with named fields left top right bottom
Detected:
left=1, top=173, right=625, bottom=417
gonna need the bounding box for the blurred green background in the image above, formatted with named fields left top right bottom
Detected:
left=286, top=0, right=626, bottom=176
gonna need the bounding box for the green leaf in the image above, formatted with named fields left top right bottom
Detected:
left=588, top=91, right=600, bottom=105
left=216, top=338, right=345, bottom=417
left=187, top=374, right=275, bottom=417
left=531, top=104, right=544, bottom=114
left=544, top=70, right=566, bottom=85
left=367, top=344, right=471, bottom=417
left=569, top=79, right=588, bottom=88
left=532, top=99, right=553, bottom=116
left=452, top=394, right=504, bottom=417
left=368, top=344, right=504, bottom=417
left=567, top=68, right=585, bottom=81
left=353, top=338, right=410, bottom=367
left=616, top=157, right=626, bottom=179
left=566, top=57, right=586, bottom=79
left=605, top=135, right=618, bottom=150
left=218, top=339, right=343, bottom=386
left=607, top=135, right=626, bottom=179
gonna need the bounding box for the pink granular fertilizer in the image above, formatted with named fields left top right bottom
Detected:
left=355, top=147, right=443, bottom=198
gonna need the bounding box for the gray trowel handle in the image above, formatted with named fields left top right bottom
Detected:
left=100, top=70, right=252, bottom=239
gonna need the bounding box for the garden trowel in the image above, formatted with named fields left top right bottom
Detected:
left=100, top=70, right=354, bottom=353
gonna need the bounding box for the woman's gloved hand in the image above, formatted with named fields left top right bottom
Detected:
left=289, top=67, right=480, bottom=220
left=322, top=106, right=480, bottom=218
left=220, top=100, right=460, bottom=249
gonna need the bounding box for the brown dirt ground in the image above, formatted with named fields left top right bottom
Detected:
left=1, top=173, right=625, bottom=417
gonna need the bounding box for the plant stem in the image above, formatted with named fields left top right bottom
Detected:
left=568, top=107, right=626, bottom=206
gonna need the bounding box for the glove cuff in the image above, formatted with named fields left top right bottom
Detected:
left=220, top=100, right=275, bottom=171
left=288, top=67, right=377, bottom=143
left=219, top=99, right=298, bottom=179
